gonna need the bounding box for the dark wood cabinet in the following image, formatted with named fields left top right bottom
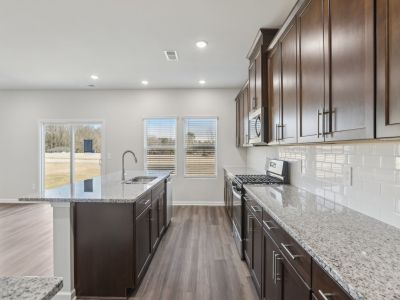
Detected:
left=255, top=51, right=263, bottom=111
left=224, top=175, right=233, bottom=220
left=377, top=0, right=400, bottom=138
left=158, top=188, right=165, bottom=236
left=135, top=201, right=152, bottom=284
left=252, top=214, right=263, bottom=296
left=249, top=60, right=257, bottom=112
left=324, top=0, right=374, bottom=141
left=263, top=229, right=281, bottom=300
left=268, top=21, right=298, bottom=145
left=268, top=46, right=281, bottom=145
left=244, top=203, right=252, bottom=267
left=235, top=96, right=241, bottom=147
left=280, top=255, right=310, bottom=300
left=280, top=21, right=298, bottom=144
left=312, top=261, right=352, bottom=300
left=297, top=0, right=325, bottom=143
left=151, top=194, right=159, bottom=252
left=235, top=81, right=251, bottom=147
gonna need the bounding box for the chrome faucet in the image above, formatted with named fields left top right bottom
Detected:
left=122, top=150, right=138, bottom=181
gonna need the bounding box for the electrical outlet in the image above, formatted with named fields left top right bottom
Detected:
left=343, top=166, right=353, bottom=186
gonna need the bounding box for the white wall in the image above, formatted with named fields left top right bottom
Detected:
left=0, top=89, right=247, bottom=204
left=247, top=142, right=400, bottom=229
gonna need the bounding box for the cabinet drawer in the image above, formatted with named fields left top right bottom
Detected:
left=312, top=261, right=352, bottom=300
left=244, top=194, right=262, bottom=222
left=135, top=191, right=152, bottom=217
left=279, top=227, right=312, bottom=287
left=262, top=210, right=282, bottom=245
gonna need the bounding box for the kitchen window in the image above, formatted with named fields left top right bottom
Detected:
left=183, top=117, right=217, bottom=177
left=40, top=122, right=103, bottom=191
left=144, top=118, right=177, bottom=174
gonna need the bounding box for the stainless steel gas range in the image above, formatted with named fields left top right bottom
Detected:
left=231, top=159, right=289, bottom=259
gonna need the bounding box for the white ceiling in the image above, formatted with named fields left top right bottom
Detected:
left=0, top=0, right=296, bottom=89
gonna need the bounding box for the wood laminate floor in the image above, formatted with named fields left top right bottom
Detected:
left=0, top=204, right=257, bottom=300
left=131, top=206, right=258, bottom=300
left=0, top=204, right=53, bottom=276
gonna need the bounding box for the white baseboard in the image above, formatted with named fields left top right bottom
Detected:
left=173, top=201, right=224, bottom=206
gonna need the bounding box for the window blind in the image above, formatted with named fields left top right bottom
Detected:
left=144, top=118, right=177, bottom=174
left=184, top=118, right=217, bottom=177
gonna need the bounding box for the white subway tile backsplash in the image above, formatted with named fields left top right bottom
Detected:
left=246, top=141, right=400, bottom=229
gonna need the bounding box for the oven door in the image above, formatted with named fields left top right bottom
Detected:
left=232, top=183, right=243, bottom=259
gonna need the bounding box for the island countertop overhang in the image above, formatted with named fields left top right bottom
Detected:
left=19, top=170, right=171, bottom=203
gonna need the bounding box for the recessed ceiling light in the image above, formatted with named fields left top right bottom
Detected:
left=90, top=74, right=99, bottom=80
left=199, top=80, right=206, bottom=85
left=141, top=80, right=149, bottom=85
left=196, top=41, right=208, bottom=49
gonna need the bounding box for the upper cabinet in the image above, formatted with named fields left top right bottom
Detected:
left=235, top=82, right=251, bottom=147
left=377, top=0, right=400, bottom=138
left=268, top=46, right=281, bottom=144
left=297, top=0, right=325, bottom=143
left=324, top=0, right=375, bottom=141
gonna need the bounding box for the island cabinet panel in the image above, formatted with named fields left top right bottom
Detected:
left=324, top=0, right=374, bottom=141
left=74, top=203, right=134, bottom=298
left=268, top=46, right=281, bottom=145
left=297, top=0, right=325, bottom=143
left=377, top=0, right=400, bottom=138
left=151, top=194, right=159, bottom=252
left=135, top=200, right=152, bottom=285
left=158, top=186, right=166, bottom=236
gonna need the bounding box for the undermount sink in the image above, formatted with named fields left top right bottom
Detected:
left=123, top=176, right=158, bottom=184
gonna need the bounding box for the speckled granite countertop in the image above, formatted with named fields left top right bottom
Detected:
left=0, top=277, right=63, bottom=300
left=224, top=166, right=264, bottom=178
left=244, top=184, right=400, bottom=300
left=19, top=171, right=171, bottom=203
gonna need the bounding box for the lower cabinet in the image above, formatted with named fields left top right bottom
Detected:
left=280, top=255, right=310, bottom=300
left=135, top=204, right=152, bottom=284
left=224, top=175, right=233, bottom=220
left=151, top=195, right=159, bottom=252
left=263, top=229, right=281, bottom=300
left=244, top=203, right=252, bottom=267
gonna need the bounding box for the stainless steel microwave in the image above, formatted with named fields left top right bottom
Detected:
left=248, top=108, right=267, bottom=144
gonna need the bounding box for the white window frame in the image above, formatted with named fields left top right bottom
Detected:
left=39, top=119, right=106, bottom=194
left=183, top=116, right=218, bottom=178
left=143, top=117, right=178, bottom=175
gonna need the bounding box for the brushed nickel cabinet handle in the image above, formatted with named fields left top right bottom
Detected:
left=318, top=290, right=335, bottom=300
left=251, top=205, right=261, bottom=213
left=281, top=243, right=302, bottom=260
left=263, top=220, right=277, bottom=231
left=144, top=199, right=151, bottom=206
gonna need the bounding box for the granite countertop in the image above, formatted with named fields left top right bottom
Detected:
left=0, top=277, right=63, bottom=300
left=224, top=166, right=264, bottom=178
left=19, top=171, right=171, bottom=203
left=244, top=184, right=400, bottom=300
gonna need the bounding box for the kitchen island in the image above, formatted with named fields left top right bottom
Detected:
left=20, top=171, right=172, bottom=300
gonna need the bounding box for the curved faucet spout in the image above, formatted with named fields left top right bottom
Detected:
left=122, top=150, right=138, bottom=181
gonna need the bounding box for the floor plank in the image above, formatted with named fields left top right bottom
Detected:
left=0, top=203, right=53, bottom=276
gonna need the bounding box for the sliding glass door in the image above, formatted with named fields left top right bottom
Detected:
left=41, top=122, right=103, bottom=191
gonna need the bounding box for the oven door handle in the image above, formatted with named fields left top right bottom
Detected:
left=232, top=186, right=242, bottom=200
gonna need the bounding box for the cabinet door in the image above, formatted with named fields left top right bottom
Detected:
left=268, top=46, right=281, bottom=145
left=324, top=0, right=374, bottom=141
left=151, top=197, right=159, bottom=251
left=280, top=256, right=310, bottom=300
left=377, top=0, right=400, bottom=138
left=249, top=61, right=257, bottom=112
left=158, top=190, right=165, bottom=236
left=252, top=218, right=263, bottom=296
left=235, top=97, right=241, bottom=147
left=239, top=92, right=245, bottom=146
left=135, top=208, right=151, bottom=283
left=255, top=51, right=263, bottom=110
left=263, top=231, right=281, bottom=300
left=243, top=84, right=250, bottom=145
left=297, top=0, right=325, bottom=143
left=280, top=21, right=298, bottom=144
left=244, top=205, right=252, bottom=267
